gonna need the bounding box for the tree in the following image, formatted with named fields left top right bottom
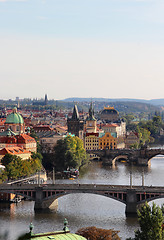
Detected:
left=0, top=153, right=42, bottom=181
left=53, top=135, right=88, bottom=171
left=76, top=226, right=120, bottom=240
left=126, top=202, right=164, bottom=240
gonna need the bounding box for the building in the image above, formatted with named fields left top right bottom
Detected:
left=84, top=132, right=99, bottom=150
left=67, top=105, right=84, bottom=139
left=39, top=132, right=64, bottom=153
left=0, top=108, right=37, bottom=160
left=85, top=102, right=97, bottom=133
left=99, top=132, right=117, bottom=150
left=125, top=131, right=140, bottom=149
left=101, top=122, right=126, bottom=137
left=45, top=94, right=48, bottom=105
left=18, top=219, right=87, bottom=240
left=99, top=106, right=119, bottom=123
left=0, top=147, right=32, bottom=161
left=0, top=130, right=37, bottom=153
left=4, top=107, right=25, bottom=134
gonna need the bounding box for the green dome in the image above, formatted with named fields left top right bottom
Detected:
left=5, top=108, right=24, bottom=124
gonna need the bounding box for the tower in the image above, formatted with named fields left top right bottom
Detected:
left=85, top=102, right=97, bottom=133
left=67, top=105, right=84, bottom=139
left=45, top=94, right=48, bottom=105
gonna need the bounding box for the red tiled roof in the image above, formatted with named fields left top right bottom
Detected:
left=0, top=147, right=30, bottom=156
left=0, top=136, right=17, bottom=144
left=16, top=134, right=36, bottom=143
left=101, top=123, right=119, bottom=128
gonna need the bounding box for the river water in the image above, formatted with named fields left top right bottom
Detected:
left=1, top=151, right=164, bottom=240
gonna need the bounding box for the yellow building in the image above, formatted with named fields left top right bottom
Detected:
left=84, top=133, right=99, bottom=150
left=84, top=133, right=99, bottom=159
left=99, top=132, right=117, bottom=150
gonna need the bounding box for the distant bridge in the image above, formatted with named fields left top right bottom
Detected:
left=87, top=148, right=164, bottom=166
left=1, top=183, right=164, bottom=215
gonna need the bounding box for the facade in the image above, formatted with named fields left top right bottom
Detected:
left=0, top=108, right=37, bottom=160
left=0, top=133, right=37, bottom=153
left=84, top=133, right=99, bottom=150
left=99, top=132, right=117, bottom=150
left=67, top=105, right=84, bottom=139
left=40, top=132, right=64, bottom=153
left=101, top=122, right=126, bottom=137
left=100, top=106, right=119, bottom=123
left=5, top=107, right=25, bottom=134
left=125, top=131, right=140, bottom=149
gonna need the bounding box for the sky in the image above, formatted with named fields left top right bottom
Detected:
left=0, top=0, right=164, bottom=100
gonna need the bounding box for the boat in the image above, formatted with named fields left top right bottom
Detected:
left=69, top=177, right=75, bottom=180
left=11, top=197, right=22, bottom=203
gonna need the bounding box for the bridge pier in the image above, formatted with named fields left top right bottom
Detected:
left=34, top=187, right=58, bottom=211
left=125, top=189, right=138, bottom=216
left=137, top=158, right=150, bottom=166
left=101, top=157, right=113, bottom=166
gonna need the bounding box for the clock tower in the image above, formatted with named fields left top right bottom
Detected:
left=85, top=102, right=97, bottom=133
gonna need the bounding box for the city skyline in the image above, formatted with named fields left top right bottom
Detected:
left=0, top=0, right=164, bottom=100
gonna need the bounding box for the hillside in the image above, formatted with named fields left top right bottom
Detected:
left=63, top=98, right=164, bottom=106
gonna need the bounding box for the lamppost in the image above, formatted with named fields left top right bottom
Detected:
left=52, top=167, right=55, bottom=184
left=130, top=162, right=133, bottom=189
left=38, top=171, right=40, bottom=186
left=142, top=168, right=144, bottom=187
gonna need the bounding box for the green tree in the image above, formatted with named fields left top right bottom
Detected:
left=53, top=135, right=88, bottom=171
left=1, top=153, right=42, bottom=181
left=127, top=202, right=164, bottom=240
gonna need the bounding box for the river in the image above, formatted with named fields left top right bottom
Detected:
left=1, top=151, right=164, bottom=240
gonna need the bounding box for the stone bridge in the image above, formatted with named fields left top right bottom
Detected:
left=87, top=148, right=164, bottom=166
left=1, top=183, right=164, bottom=216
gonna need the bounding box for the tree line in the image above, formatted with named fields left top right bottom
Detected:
left=0, top=152, right=42, bottom=183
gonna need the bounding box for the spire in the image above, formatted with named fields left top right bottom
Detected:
left=45, top=94, right=48, bottom=105
left=89, top=101, right=93, bottom=118
left=72, top=105, right=79, bottom=120
left=88, top=101, right=95, bottom=120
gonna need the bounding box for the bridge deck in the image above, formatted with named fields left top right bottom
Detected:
left=1, top=183, right=164, bottom=193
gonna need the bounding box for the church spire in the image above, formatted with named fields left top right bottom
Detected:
left=88, top=101, right=95, bottom=120
left=72, top=105, right=79, bottom=120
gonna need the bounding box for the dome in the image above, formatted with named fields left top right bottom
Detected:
left=101, top=107, right=118, bottom=115
left=5, top=108, right=24, bottom=124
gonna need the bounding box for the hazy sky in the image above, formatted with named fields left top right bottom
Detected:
left=0, top=0, right=164, bottom=100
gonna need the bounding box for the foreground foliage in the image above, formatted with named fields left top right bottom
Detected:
left=0, top=153, right=42, bottom=182
left=127, top=202, right=164, bottom=240
left=50, top=135, right=88, bottom=171
left=76, top=226, right=120, bottom=240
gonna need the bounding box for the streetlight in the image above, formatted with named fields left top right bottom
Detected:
left=52, top=167, right=55, bottom=184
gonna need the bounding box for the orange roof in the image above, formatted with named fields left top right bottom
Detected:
left=16, top=134, right=36, bottom=143
left=0, top=147, right=30, bottom=156
left=101, top=123, right=119, bottom=128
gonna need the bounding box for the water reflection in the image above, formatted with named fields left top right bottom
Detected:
left=1, top=155, right=164, bottom=240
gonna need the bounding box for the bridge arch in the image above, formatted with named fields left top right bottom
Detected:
left=147, top=153, right=164, bottom=164
left=41, top=190, right=127, bottom=205
left=112, top=155, right=128, bottom=165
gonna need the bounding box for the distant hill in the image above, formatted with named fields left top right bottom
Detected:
left=63, top=98, right=164, bottom=106
left=61, top=98, right=164, bottom=114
